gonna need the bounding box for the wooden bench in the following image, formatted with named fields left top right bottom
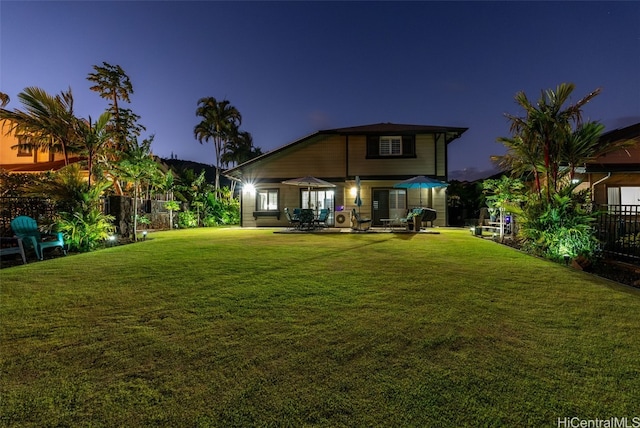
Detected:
left=0, top=237, right=27, bottom=264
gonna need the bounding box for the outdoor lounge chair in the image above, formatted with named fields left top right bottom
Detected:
left=10, top=215, right=66, bottom=260
left=284, top=207, right=301, bottom=229
left=313, top=209, right=329, bottom=228
left=0, top=237, right=27, bottom=265
left=351, top=209, right=371, bottom=231
left=400, top=208, right=425, bottom=232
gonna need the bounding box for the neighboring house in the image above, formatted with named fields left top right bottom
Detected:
left=577, top=122, right=640, bottom=206
left=0, top=119, right=82, bottom=173
left=224, top=122, right=467, bottom=228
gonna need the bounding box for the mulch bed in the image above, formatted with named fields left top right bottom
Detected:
left=497, top=236, right=640, bottom=288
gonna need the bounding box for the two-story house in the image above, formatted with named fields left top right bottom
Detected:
left=223, top=123, right=467, bottom=228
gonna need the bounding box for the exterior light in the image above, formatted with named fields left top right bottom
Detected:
left=142, top=230, right=148, bottom=241
left=244, top=183, right=256, bottom=194
left=350, top=187, right=357, bottom=197
left=564, top=254, right=570, bottom=266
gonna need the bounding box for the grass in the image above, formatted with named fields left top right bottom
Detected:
left=1, top=228, right=640, bottom=427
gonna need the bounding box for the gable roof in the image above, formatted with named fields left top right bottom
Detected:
left=224, top=122, right=467, bottom=178
left=598, top=122, right=640, bottom=145
left=323, top=122, right=467, bottom=136
left=0, top=157, right=84, bottom=173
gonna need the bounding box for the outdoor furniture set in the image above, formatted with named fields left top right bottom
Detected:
left=284, top=208, right=329, bottom=230
left=381, top=208, right=437, bottom=232
left=1, top=216, right=67, bottom=264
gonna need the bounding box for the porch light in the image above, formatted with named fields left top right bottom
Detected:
left=350, top=187, right=357, bottom=197
left=244, top=183, right=256, bottom=195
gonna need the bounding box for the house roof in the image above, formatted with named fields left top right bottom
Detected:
left=224, top=122, right=468, bottom=178
left=0, top=157, right=84, bottom=173
left=586, top=122, right=640, bottom=170
left=322, top=122, right=468, bottom=136
left=598, top=122, right=640, bottom=145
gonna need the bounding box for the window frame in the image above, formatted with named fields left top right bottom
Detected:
left=366, top=134, right=416, bottom=159
left=255, top=188, right=279, bottom=211
left=16, top=136, right=33, bottom=157
left=379, top=136, right=403, bottom=156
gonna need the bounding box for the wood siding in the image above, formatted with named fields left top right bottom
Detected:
left=241, top=134, right=345, bottom=181
left=348, top=134, right=444, bottom=178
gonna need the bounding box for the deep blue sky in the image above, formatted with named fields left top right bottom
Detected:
left=1, top=1, right=639, bottom=174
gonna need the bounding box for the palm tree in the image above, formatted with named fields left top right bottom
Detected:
left=75, top=111, right=112, bottom=188
left=194, top=97, right=241, bottom=195
left=114, top=137, right=160, bottom=240
left=500, top=83, right=601, bottom=201
left=0, top=92, right=9, bottom=108
left=0, top=87, right=80, bottom=165
left=87, top=62, right=132, bottom=142
left=221, top=131, right=263, bottom=167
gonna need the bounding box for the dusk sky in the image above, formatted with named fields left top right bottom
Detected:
left=1, top=1, right=639, bottom=176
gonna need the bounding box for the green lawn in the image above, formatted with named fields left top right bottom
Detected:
left=1, top=228, right=639, bottom=427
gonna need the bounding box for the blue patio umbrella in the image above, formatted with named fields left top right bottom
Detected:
left=393, top=175, right=449, bottom=206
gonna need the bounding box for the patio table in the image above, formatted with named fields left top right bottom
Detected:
left=381, top=218, right=402, bottom=231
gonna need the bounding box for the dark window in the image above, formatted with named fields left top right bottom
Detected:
left=16, top=136, right=33, bottom=157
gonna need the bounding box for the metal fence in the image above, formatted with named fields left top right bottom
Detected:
left=595, top=205, right=640, bottom=263
left=0, top=196, right=171, bottom=238
left=0, top=197, right=58, bottom=236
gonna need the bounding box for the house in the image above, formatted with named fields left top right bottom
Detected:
left=223, top=122, right=467, bottom=228
left=0, top=119, right=82, bottom=173
left=576, top=122, right=640, bottom=206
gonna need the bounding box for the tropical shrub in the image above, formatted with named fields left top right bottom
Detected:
left=58, top=207, right=114, bottom=252
left=515, top=188, right=599, bottom=263
left=202, top=215, right=218, bottom=227
left=164, top=200, right=180, bottom=228
left=178, top=210, right=198, bottom=228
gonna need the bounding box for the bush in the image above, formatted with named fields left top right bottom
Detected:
left=516, top=188, right=599, bottom=263
left=58, top=207, right=115, bottom=252
left=178, top=210, right=198, bottom=228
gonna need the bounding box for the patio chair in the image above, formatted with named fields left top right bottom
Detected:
left=0, top=236, right=27, bottom=265
left=284, top=207, right=301, bottom=229
left=313, top=209, right=329, bottom=228
left=400, top=208, right=425, bottom=232
left=10, top=215, right=66, bottom=261
left=351, top=209, right=371, bottom=231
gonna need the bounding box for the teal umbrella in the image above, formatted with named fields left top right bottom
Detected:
left=354, top=175, right=362, bottom=212
left=393, top=176, right=449, bottom=206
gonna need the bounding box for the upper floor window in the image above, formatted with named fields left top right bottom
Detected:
left=16, top=136, right=33, bottom=157
left=379, top=136, right=402, bottom=156
left=366, top=135, right=416, bottom=159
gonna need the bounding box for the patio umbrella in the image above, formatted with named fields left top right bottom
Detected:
left=354, top=175, right=362, bottom=214
left=393, top=175, right=449, bottom=206
left=282, top=176, right=336, bottom=207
